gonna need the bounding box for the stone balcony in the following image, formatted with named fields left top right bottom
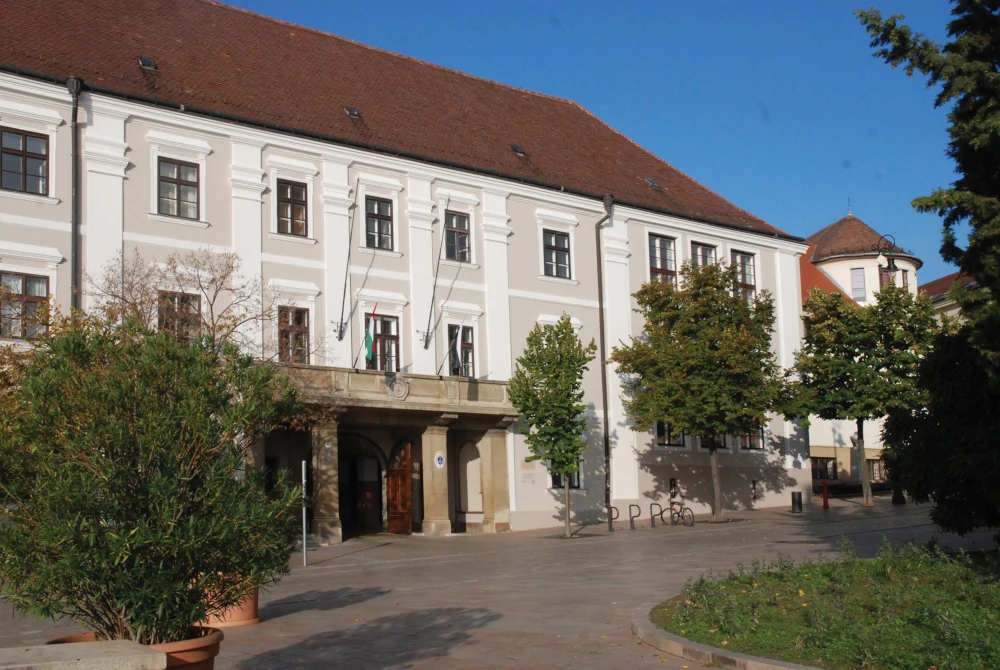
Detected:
left=277, top=364, right=515, bottom=419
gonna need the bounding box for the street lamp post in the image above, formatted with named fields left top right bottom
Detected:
left=872, top=234, right=906, bottom=506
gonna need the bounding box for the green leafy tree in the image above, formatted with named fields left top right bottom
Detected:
left=884, top=325, right=1000, bottom=540
left=0, top=314, right=302, bottom=644
left=611, top=261, right=786, bottom=522
left=794, top=282, right=937, bottom=506
left=857, top=3, right=1000, bottom=376
left=509, top=314, right=596, bottom=538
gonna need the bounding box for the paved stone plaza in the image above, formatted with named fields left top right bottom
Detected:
left=3, top=497, right=995, bottom=668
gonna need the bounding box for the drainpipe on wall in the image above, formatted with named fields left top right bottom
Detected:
left=594, top=194, right=614, bottom=531
left=66, top=77, right=82, bottom=312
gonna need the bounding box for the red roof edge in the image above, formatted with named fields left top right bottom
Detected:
left=799, top=245, right=851, bottom=303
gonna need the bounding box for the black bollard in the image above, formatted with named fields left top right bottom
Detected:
left=791, top=491, right=803, bottom=513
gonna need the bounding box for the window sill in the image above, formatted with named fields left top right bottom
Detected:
left=439, top=259, right=479, bottom=270
left=358, top=246, right=403, bottom=259
left=0, top=190, right=60, bottom=206
left=548, top=487, right=588, bottom=493
left=148, top=213, right=210, bottom=229
left=269, top=232, right=317, bottom=245
left=653, top=445, right=689, bottom=450
left=538, top=274, right=579, bottom=286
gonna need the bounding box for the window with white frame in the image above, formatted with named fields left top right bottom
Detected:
left=276, top=180, right=308, bottom=237
left=157, top=290, right=201, bottom=341
left=1, top=127, right=48, bottom=195
left=365, top=313, right=399, bottom=372
left=551, top=467, right=581, bottom=489
left=278, top=306, right=310, bottom=364
left=699, top=435, right=726, bottom=451
left=655, top=421, right=685, bottom=448
left=158, top=158, right=199, bottom=220
left=738, top=429, right=765, bottom=450
left=732, top=251, right=756, bottom=299
left=0, top=271, right=49, bottom=339
left=851, top=268, right=866, bottom=300
left=649, top=234, right=677, bottom=283
left=445, top=211, right=471, bottom=262
left=543, top=229, right=571, bottom=278
left=691, top=242, right=716, bottom=267
left=447, top=324, right=475, bottom=377
left=365, top=196, right=394, bottom=250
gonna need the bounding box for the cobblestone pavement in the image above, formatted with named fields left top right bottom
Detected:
left=3, top=497, right=995, bottom=668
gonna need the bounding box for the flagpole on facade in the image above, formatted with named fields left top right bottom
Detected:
left=352, top=302, right=378, bottom=368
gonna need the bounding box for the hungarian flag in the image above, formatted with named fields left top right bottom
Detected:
left=364, top=305, right=377, bottom=362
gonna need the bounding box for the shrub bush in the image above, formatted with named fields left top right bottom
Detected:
left=0, top=317, right=302, bottom=644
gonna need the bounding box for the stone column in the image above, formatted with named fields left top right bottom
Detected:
left=81, top=97, right=129, bottom=311
left=482, top=428, right=511, bottom=532
left=311, top=420, right=341, bottom=545
left=421, top=421, right=453, bottom=536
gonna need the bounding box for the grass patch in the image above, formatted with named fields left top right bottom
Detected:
left=653, top=541, right=1000, bottom=669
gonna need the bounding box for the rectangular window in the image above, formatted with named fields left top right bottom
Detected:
left=157, top=290, right=201, bottom=340
left=365, top=196, right=394, bottom=250
left=879, top=267, right=890, bottom=289
left=691, top=242, right=716, bottom=267
left=655, top=421, right=685, bottom=447
left=649, top=234, right=677, bottom=283
left=700, top=435, right=725, bottom=451
left=157, top=158, right=199, bottom=220
left=366, top=314, right=399, bottom=373
left=738, top=429, right=765, bottom=450
left=868, top=459, right=886, bottom=482
left=851, top=268, right=866, bottom=300
left=543, top=230, right=571, bottom=278
left=552, top=469, right=581, bottom=489
left=277, top=179, right=308, bottom=237
left=278, top=306, right=310, bottom=364
left=447, top=324, right=475, bottom=377
left=732, top=251, right=756, bottom=299
left=445, top=211, right=471, bottom=262
left=0, top=272, right=49, bottom=339
left=902, top=269, right=909, bottom=289
left=1, top=127, right=48, bottom=195
left=811, top=457, right=838, bottom=481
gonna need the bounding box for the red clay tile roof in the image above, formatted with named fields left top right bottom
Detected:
left=799, top=245, right=851, bottom=303
left=1, top=0, right=794, bottom=239
left=918, top=270, right=975, bottom=301
left=805, top=214, right=921, bottom=267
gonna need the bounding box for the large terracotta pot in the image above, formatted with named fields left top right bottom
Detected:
left=205, top=588, right=260, bottom=628
left=48, top=627, right=224, bottom=670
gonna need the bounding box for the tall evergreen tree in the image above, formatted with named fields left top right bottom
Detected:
left=857, top=3, right=1000, bottom=377
left=509, top=314, right=596, bottom=538
left=794, top=283, right=937, bottom=506
left=611, top=261, right=786, bottom=522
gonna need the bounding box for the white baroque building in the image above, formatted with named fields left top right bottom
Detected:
left=0, top=0, right=812, bottom=541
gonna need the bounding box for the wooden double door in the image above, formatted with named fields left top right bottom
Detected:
left=387, top=442, right=413, bottom=535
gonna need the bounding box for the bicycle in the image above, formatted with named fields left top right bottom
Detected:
left=664, top=500, right=694, bottom=527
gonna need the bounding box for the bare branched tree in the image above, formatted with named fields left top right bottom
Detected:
left=88, top=248, right=326, bottom=363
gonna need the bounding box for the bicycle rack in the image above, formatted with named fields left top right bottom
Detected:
left=628, top=504, right=641, bottom=530
left=607, top=505, right=619, bottom=532
left=650, top=503, right=663, bottom=528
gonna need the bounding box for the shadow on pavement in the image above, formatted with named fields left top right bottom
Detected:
left=259, top=587, right=390, bottom=622
left=239, top=607, right=501, bottom=669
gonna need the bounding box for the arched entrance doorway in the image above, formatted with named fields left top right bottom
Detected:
left=338, top=435, right=384, bottom=539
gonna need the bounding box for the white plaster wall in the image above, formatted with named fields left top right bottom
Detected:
left=816, top=256, right=920, bottom=304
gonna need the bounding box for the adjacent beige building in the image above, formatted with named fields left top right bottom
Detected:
left=799, top=213, right=922, bottom=488
left=1, top=0, right=815, bottom=541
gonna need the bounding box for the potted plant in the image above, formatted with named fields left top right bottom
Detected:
left=0, top=315, right=302, bottom=668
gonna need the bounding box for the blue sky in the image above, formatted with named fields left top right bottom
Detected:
left=231, top=0, right=958, bottom=282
